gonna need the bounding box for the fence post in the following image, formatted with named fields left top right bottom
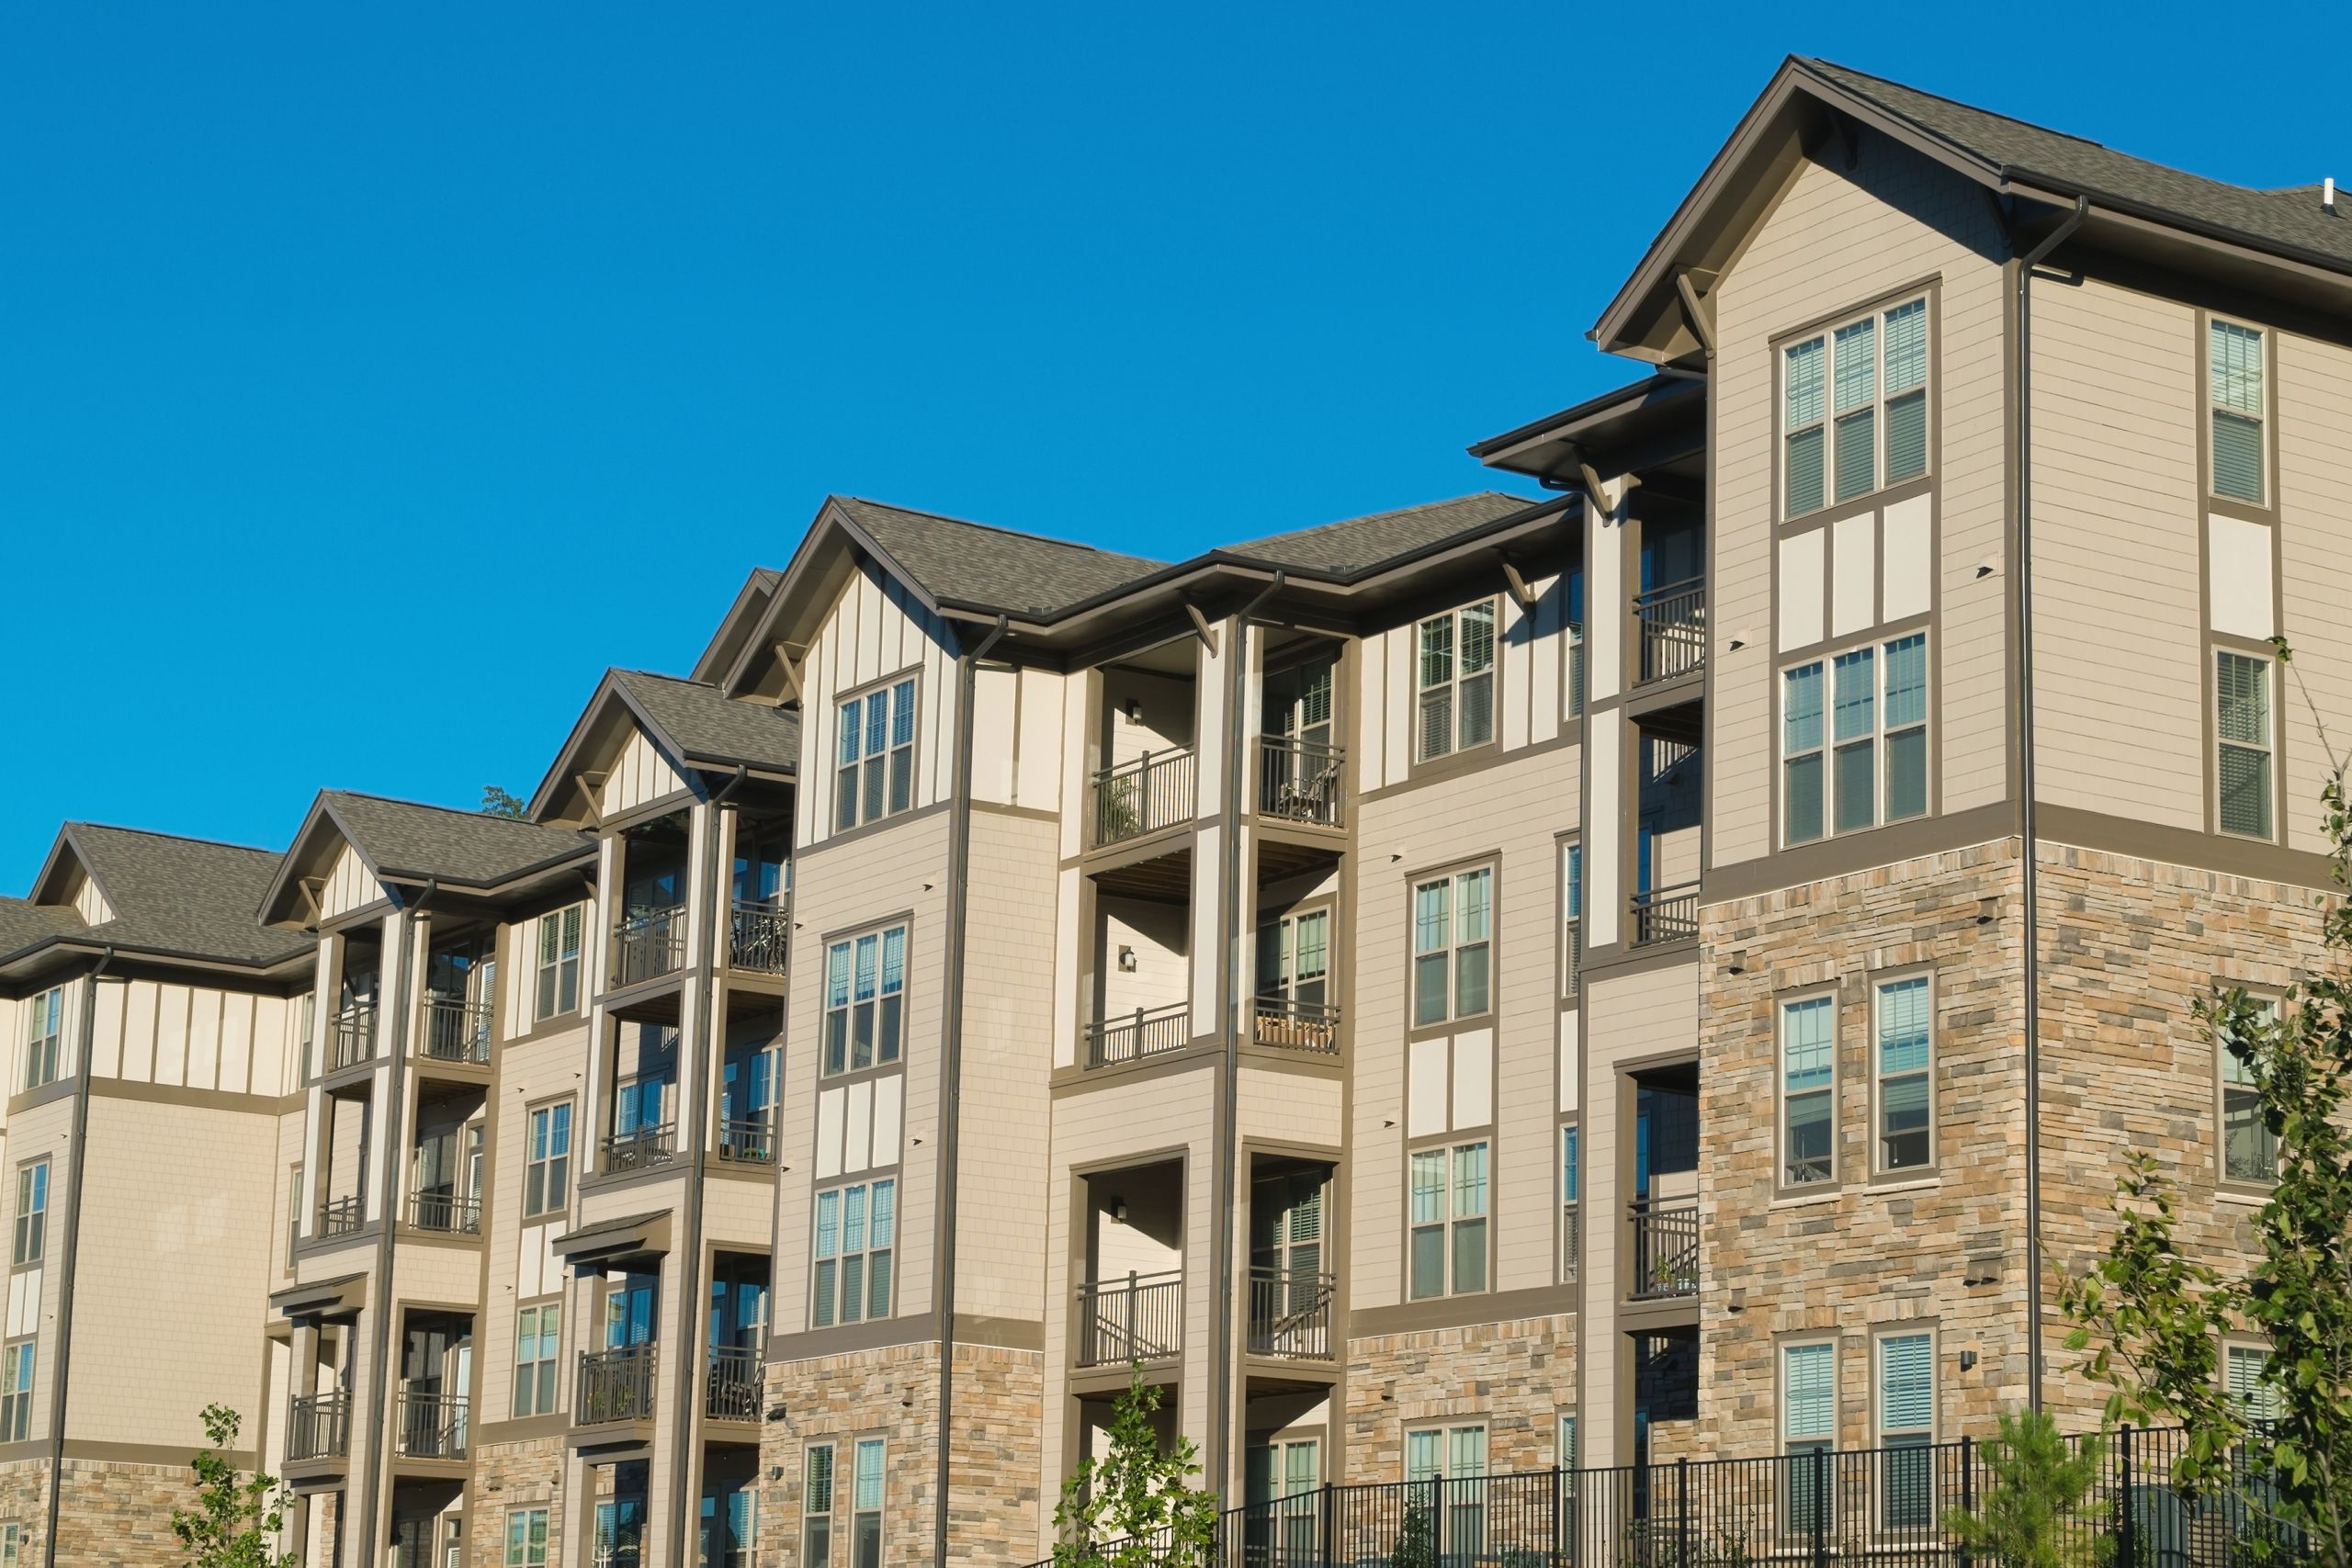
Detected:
left=1320, top=1480, right=1335, bottom=1568
left=1956, top=1437, right=1974, bottom=1568
left=1139, top=750, right=1153, bottom=832
left=1676, top=1457, right=1690, bottom=1568
left=1809, top=1447, right=1826, bottom=1568
left=2117, top=1423, right=2136, bottom=1568
left=1125, top=1270, right=1137, bottom=1360
left=1550, top=1465, right=1562, bottom=1568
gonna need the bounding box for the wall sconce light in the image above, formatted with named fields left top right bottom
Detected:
left=1976, top=896, right=2001, bottom=925
left=1123, top=699, right=1142, bottom=722
left=1958, top=1349, right=1978, bottom=1373
left=1726, top=1287, right=1747, bottom=1314
left=1725, top=950, right=1747, bottom=976
left=1117, top=945, right=1137, bottom=973
left=1111, top=1199, right=1129, bottom=1224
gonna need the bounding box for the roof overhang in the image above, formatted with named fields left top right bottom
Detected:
left=272, top=1271, right=368, bottom=1322
left=1468, top=372, right=1707, bottom=485
left=526, top=673, right=791, bottom=825
left=552, top=1211, right=673, bottom=1266
left=260, top=793, right=598, bottom=930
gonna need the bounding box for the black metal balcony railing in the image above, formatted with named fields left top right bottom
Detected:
left=418, top=996, right=492, bottom=1065
left=407, top=1189, right=483, bottom=1235
left=1246, top=1265, right=1334, bottom=1359
left=1250, top=997, right=1340, bottom=1055
left=394, top=1389, right=469, bottom=1461
left=1086, top=1002, right=1191, bottom=1069
left=318, top=1195, right=367, bottom=1237
left=1076, top=1270, right=1183, bottom=1368
left=718, top=1116, right=775, bottom=1164
left=1092, top=748, right=1196, bottom=848
left=1635, top=576, right=1706, bottom=685
left=327, top=1003, right=378, bottom=1074
left=706, top=1346, right=763, bottom=1423
left=1257, top=738, right=1346, bottom=829
left=286, top=1391, right=350, bottom=1462
left=728, top=900, right=790, bottom=975
left=602, top=1122, right=676, bottom=1176
left=1629, top=1198, right=1700, bottom=1300
left=611, top=903, right=687, bottom=988
left=1630, top=882, right=1701, bottom=948
left=576, top=1345, right=658, bottom=1425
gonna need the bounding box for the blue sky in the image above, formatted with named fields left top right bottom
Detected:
left=4, top=4, right=2346, bottom=889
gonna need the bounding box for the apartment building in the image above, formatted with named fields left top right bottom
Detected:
left=4, top=51, right=2350, bottom=1568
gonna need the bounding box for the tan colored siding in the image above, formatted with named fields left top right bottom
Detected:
left=597, top=725, right=687, bottom=818
left=2278, top=331, right=2352, bottom=855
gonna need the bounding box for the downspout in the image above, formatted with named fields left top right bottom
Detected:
left=1211, top=572, right=1284, bottom=1495
left=355, top=878, right=435, bottom=1568
left=2018, top=194, right=2087, bottom=1415
left=668, top=765, right=749, bottom=1568
left=934, top=613, right=1008, bottom=1566
left=41, top=943, right=115, bottom=1568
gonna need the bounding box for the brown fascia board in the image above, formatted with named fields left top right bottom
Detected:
left=717, top=500, right=922, bottom=698
left=257, top=795, right=349, bottom=929
left=526, top=671, right=637, bottom=823
left=1466, top=374, right=1706, bottom=475
left=0, top=933, right=311, bottom=987
left=688, top=568, right=783, bottom=685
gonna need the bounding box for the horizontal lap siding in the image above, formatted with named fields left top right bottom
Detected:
left=2278, top=333, right=2352, bottom=856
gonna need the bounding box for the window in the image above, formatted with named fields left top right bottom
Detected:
left=1559, top=1124, right=1580, bottom=1283
left=2222, top=998, right=2280, bottom=1185
left=524, top=1101, right=572, bottom=1217
left=0, top=1524, right=17, bottom=1568
left=2210, top=320, right=2267, bottom=505
left=286, top=1167, right=303, bottom=1265
left=1406, top=1424, right=1487, bottom=1561
left=811, top=1179, right=895, bottom=1328
left=504, top=1508, right=549, bottom=1568
left=835, top=678, right=917, bottom=832
left=1408, top=1141, right=1488, bottom=1300
left=1781, top=1340, right=1837, bottom=1534
left=2226, top=1342, right=2279, bottom=1423
left=1254, top=908, right=1331, bottom=1015
left=1781, top=997, right=1836, bottom=1187
left=1557, top=1414, right=1577, bottom=1474
left=1560, top=840, right=1583, bottom=998
left=2216, top=650, right=2275, bottom=840
left=1874, top=978, right=1932, bottom=1173
left=1415, top=601, right=1498, bottom=762
left=535, top=906, right=582, bottom=1021
left=823, top=926, right=906, bottom=1076
left=0, top=1342, right=30, bottom=1443
left=1411, top=868, right=1492, bottom=1028
left=513, top=1303, right=560, bottom=1417
left=20, top=988, right=62, bottom=1090
left=1246, top=1437, right=1322, bottom=1559
left=1783, top=634, right=1928, bottom=845
left=850, top=1438, right=886, bottom=1568
left=11, top=1163, right=46, bottom=1268
left=1877, top=1332, right=1935, bottom=1528
left=1783, top=297, right=1928, bottom=517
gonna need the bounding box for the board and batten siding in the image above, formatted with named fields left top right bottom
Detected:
left=84, top=976, right=298, bottom=1098
left=2278, top=330, right=2352, bottom=857
left=793, top=561, right=962, bottom=853
left=598, top=725, right=690, bottom=818
left=1354, top=575, right=1572, bottom=798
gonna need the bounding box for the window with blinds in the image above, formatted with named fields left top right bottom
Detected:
left=2226, top=1343, right=2278, bottom=1423
left=1415, top=601, right=1498, bottom=762
left=1411, top=868, right=1492, bottom=1027
left=1408, top=1141, right=1489, bottom=1300
left=1784, top=634, right=1928, bottom=846
left=835, top=676, right=918, bottom=832
left=1781, top=1339, right=1837, bottom=1532
left=823, top=924, right=907, bottom=1076
left=2210, top=321, right=2267, bottom=504
left=1877, top=1332, right=1936, bottom=1529
left=1783, top=297, right=1929, bottom=518
left=2215, top=651, right=2275, bottom=840
left=1875, top=977, right=1933, bottom=1173
left=1781, top=997, right=1836, bottom=1187
left=2221, top=998, right=2279, bottom=1184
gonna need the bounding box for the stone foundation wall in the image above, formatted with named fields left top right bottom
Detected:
left=1342, top=1314, right=1577, bottom=1483
left=469, top=1436, right=565, bottom=1568
left=0, top=1461, right=47, bottom=1565
left=0, top=1455, right=209, bottom=1568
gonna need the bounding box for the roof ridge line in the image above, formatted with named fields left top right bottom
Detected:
left=325, top=788, right=574, bottom=827
left=1798, top=55, right=2108, bottom=154
left=65, top=821, right=282, bottom=856
left=839, top=496, right=1169, bottom=564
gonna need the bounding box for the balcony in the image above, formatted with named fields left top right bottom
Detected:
left=1630, top=882, right=1700, bottom=948
left=286, top=1391, right=349, bottom=1462
left=327, top=1004, right=377, bottom=1074
left=1628, top=1199, right=1699, bottom=1300
left=1250, top=997, right=1340, bottom=1056
left=611, top=904, right=687, bottom=989
left=1246, top=1265, right=1333, bottom=1359
left=1257, top=738, right=1346, bottom=829
left=1086, top=1002, right=1190, bottom=1070
left=318, top=1195, right=367, bottom=1238
left=407, top=1189, right=482, bottom=1235
left=1634, top=577, right=1706, bottom=685
left=705, top=1346, right=762, bottom=1423
left=393, top=1389, right=469, bottom=1461
left=718, top=1117, right=774, bottom=1165
left=419, top=998, right=491, bottom=1066
left=577, top=1344, right=658, bottom=1425
left=603, top=1122, right=676, bottom=1176
left=728, top=901, right=789, bottom=976
left=1075, top=1270, right=1182, bottom=1369
left=1091, top=749, right=1195, bottom=849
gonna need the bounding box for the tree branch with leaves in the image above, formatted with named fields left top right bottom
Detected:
left=1051, top=1373, right=1222, bottom=1568
left=171, top=1404, right=297, bottom=1568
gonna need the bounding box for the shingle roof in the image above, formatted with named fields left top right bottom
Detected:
left=1219, top=493, right=1540, bottom=576
left=831, top=497, right=1170, bottom=618
left=55, top=826, right=311, bottom=965
left=612, top=670, right=799, bottom=773
left=1803, top=59, right=2352, bottom=274
left=321, top=792, right=594, bottom=887
left=0, top=897, right=77, bottom=960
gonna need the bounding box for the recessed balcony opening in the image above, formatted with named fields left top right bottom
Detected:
left=700, top=1452, right=761, bottom=1568
left=1086, top=891, right=1191, bottom=1069
left=580, top=1274, right=660, bottom=1427
left=1076, top=1160, right=1183, bottom=1369
left=418, top=930, right=494, bottom=1067
left=1253, top=882, right=1339, bottom=1057
left=406, top=1086, right=485, bottom=1235
left=327, top=939, right=382, bottom=1076
left=728, top=816, right=792, bottom=978
left=1627, top=1065, right=1699, bottom=1302
left=1631, top=1325, right=1700, bottom=1479
left=1258, top=637, right=1345, bottom=830
left=1075, top=1376, right=1180, bottom=1466
left=718, top=1027, right=779, bottom=1165
left=287, top=1329, right=351, bottom=1465
left=706, top=1252, right=769, bottom=1425
left=393, top=1310, right=473, bottom=1463
left=1092, top=640, right=1200, bottom=851
left=387, top=1485, right=465, bottom=1568
left=1634, top=510, right=1707, bottom=688
left=612, top=815, right=690, bottom=989
left=601, top=1021, right=680, bottom=1176
left=1248, top=1157, right=1333, bottom=1362
left=1244, top=1393, right=1329, bottom=1559
left=315, top=1088, right=373, bottom=1240
left=1629, top=722, right=1702, bottom=948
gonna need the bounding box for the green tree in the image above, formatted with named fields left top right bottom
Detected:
left=170, top=1404, right=296, bottom=1568
left=1941, top=1412, right=2107, bottom=1568
left=1051, top=1372, right=1222, bottom=1568
left=1386, top=1499, right=1436, bottom=1568
left=480, top=785, right=529, bottom=818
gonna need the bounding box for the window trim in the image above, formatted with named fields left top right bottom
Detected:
left=2201, top=312, right=2277, bottom=517
left=810, top=1174, right=899, bottom=1329
left=1869, top=971, right=1936, bottom=1180
left=512, top=1297, right=562, bottom=1419
left=2210, top=641, right=2282, bottom=845
left=1406, top=1136, right=1491, bottom=1302
left=1776, top=291, right=1935, bottom=524
left=820, top=921, right=910, bottom=1078
left=19, top=987, right=62, bottom=1092
left=850, top=1435, right=888, bottom=1568
left=10, top=1160, right=47, bottom=1270
left=2216, top=988, right=2282, bottom=1193
left=1412, top=598, right=1502, bottom=766
left=1558, top=835, right=1583, bottom=1002
left=833, top=671, right=922, bottom=834
left=503, top=1506, right=550, bottom=1568
left=523, top=1098, right=575, bottom=1219
left=1557, top=1120, right=1580, bottom=1286
left=1873, top=1325, right=1939, bottom=1531
left=802, top=1441, right=838, bottom=1568
left=0, top=1340, right=31, bottom=1445
left=1408, top=862, right=1497, bottom=1033
left=1779, top=631, right=1933, bottom=849
left=534, top=904, right=584, bottom=1022
left=1777, top=988, right=1840, bottom=1195
left=2222, top=1337, right=2278, bottom=1423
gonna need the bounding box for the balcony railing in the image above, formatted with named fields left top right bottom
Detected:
left=1086, top=1001, right=1191, bottom=1070
left=1630, top=881, right=1700, bottom=947
left=318, top=1195, right=367, bottom=1237
left=1091, top=749, right=1196, bottom=848
left=576, top=1344, right=658, bottom=1425
left=1561, top=1201, right=1580, bottom=1282
left=327, top=1003, right=378, bottom=1074
left=611, top=903, right=687, bottom=989
left=394, top=1389, right=469, bottom=1461
left=1246, top=1265, right=1334, bottom=1359
left=1258, top=738, right=1346, bottom=829
left=1629, top=1198, right=1700, bottom=1300
left=418, top=997, right=491, bottom=1065
left=718, top=1116, right=775, bottom=1165
left=602, top=1122, right=676, bottom=1176
left=1251, top=997, right=1340, bottom=1055
left=1634, top=576, right=1706, bottom=685
left=1075, top=1270, right=1182, bottom=1368
left=407, top=1189, right=482, bottom=1235
left=286, top=1390, right=349, bottom=1462
left=706, top=1346, right=763, bottom=1423
left=728, top=900, right=790, bottom=976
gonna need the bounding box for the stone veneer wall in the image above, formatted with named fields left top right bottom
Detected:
left=1342, top=1314, right=1578, bottom=1483
left=469, top=1437, right=565, bottom=1568
left=0, top=1456, right=207, bottom=1568
left=0, top=1461, right=46, bottom=1565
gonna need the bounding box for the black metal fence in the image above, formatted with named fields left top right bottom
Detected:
left=1026, top=1426, right=2304, bottom=1568
left=1089, top=1002, right=1193, bottom=1069
left=1094, top=749, right=1197, bottom=847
